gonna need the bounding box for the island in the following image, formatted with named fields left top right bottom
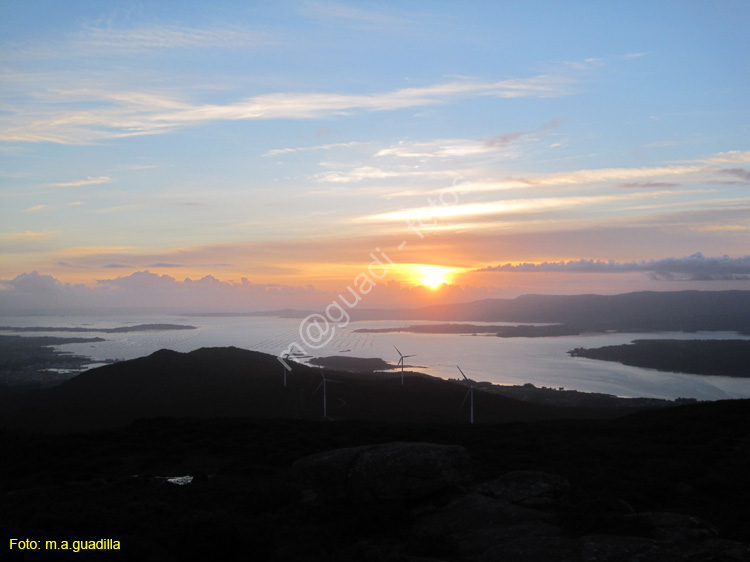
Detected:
left=568, top=339, right=750, bottom=378
left=309, top=356, right=395, bottom=372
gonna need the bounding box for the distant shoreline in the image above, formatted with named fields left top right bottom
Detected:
left=0, top=335, right=109, bottom=389
left=353, top=323, right=580, bottom=337
left=0, top=323, right=196, bottom=334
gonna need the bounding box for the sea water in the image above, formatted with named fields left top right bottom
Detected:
left=2, top=314, right=750, bottom=401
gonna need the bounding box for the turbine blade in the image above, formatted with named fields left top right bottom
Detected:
left=394, top=345, right=404, bottom=358
left=459, top=388, right=471, bottom=409
left=457, top=365, right=468, bottom=380
left=404, top=354, right=416, bottom=358
left=313, top=382, right=323, bottom=395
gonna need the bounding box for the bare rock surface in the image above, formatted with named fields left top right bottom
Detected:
left=293, top=441, right=471, bottom=503
left=293, top=442, right=750, bottom=561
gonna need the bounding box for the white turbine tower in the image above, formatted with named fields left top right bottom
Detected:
left=457, top=365, right=474, bottom=424
left=394, top=345, right=416, bottom=385
left=316, top=371, right=328, bottom=418
left=281, top=353, right=292, bottom=386
left=313, top=368, right=342, bottom=419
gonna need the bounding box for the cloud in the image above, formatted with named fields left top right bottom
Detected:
left=4, top=271, right=64, bottom=292
left=80, top=24, right=274, bottom=51
left=315, top=165, right=457, bottom=183
left=103, top=263, right=132, bottom=268
left=674, top=151, right=750, bottom=165
left=478, top=253, right=750, bottom=281
left=24, top=205, right=48, bottom=212
left=1, top=72, right=578, bottom=145
left=263, top=141, right=361, bottom=157
left=376, top=138, right=512, bottom=160
left=432, top=163, right=706, bottom=197
left=1, top=231, right=53, bottom=242
left=620, top=182, right=679, bottom=189
left=149, top=262, right=186, bottom=268
left=46, top=176, right=112, bottom=187
left=484, top=131, right=526, bottom=147
left=485, top=119, right=559, bottom=148
left=720, top=168, right=750, bottom=182
left=0, top=231, right=55, bottom=253
left=355, top=190, right=678, bottom=224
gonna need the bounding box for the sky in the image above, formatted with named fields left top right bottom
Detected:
left=1, top=0, right=749, bottom=312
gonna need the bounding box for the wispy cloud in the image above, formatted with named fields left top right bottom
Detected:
left=24, top=204, right=48, bottom=212
left=442, top=165, right=702, bottom=195
left=485, top=119, right=559, bottom=148
left=0, top=231, right=56, bottom=253
left=0, top=231, right=53, bottom=241
left=355, top=190, right=675, bottom=224
left=376, top=138, right=511, bottom=160
left=673, top=151, right=750, bottom=165
left=46, top=176, right=112, bottom=188
left=1, top=71, right=580, bottom=145
left=80, top=24, right=274, bottom=51
left=263, top=141, right=361, bottom=157
left=620, top=181, right=680, bottom=189
left=315, top=165, right=458, bottom=183
left=374, top=120, right=559, bottom=162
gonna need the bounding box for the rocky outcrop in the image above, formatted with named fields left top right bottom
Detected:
left=474, top=470, right=570, bottom=507
left=293, top=443, right=750, bottom=561
left=293, top=441, right=471, bottom=503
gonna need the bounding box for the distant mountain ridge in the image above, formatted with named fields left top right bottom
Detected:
left=244, top=290, right=750, bottom=333
left=357, top=290, right=750, bottom=326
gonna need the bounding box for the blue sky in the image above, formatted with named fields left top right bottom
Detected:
left=1, top=1, right=749, bottom=311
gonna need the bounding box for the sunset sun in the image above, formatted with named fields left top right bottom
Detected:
left=421, top=266, right=452, bottom=289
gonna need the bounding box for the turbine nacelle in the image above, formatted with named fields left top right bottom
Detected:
left=394, top=345, right=416, bottom=385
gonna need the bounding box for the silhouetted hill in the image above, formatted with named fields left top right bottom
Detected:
left=3, top=347, right=627, bottom=433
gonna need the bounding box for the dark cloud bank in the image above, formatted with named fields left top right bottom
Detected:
left=481, top=253, right=750, bottom=281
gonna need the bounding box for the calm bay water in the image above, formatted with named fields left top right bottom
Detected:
left=3, top=314, right=750, bottom=401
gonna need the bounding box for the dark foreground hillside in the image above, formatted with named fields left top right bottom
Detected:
left=2, top=347, right=625, bottom=433
left=3, top=399, right=750, bottom=561
left=3, top=347, right=750, bottom=561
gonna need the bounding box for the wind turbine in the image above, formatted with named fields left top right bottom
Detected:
left=281, top=353, right=292, bottom=387
left=457, top=365, right=474, bottom=424
left=394, top=345, right=416, bottom=385
left=313, top=368, right=342, bottom=419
